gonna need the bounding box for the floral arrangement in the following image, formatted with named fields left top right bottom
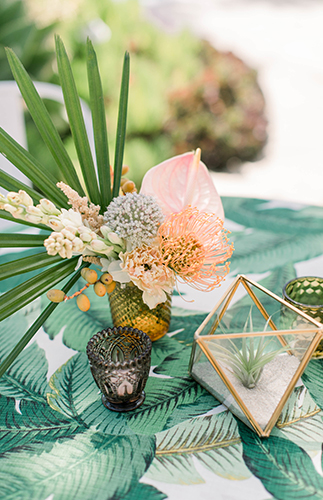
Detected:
left=0, top=148, right=233, bottom=310
left=0, top=36, right=232, bottom=377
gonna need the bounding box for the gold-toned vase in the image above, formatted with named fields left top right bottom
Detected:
left=108, top=282, right=172, bottom=342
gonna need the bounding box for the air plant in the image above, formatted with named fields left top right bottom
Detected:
left=212, top=309, right=289, bottom=389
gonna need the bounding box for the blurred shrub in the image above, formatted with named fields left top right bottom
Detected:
left=165, top=41, right=267, bottom=171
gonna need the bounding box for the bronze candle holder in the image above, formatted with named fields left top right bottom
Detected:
left=86, top=326, right=152, bottom=412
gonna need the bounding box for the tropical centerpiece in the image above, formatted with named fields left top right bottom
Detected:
left=0, top=37, right=233, bottom=378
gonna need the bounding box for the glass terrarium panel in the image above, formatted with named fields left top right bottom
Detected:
left=198, top=278, right=317, bottom=339
left=190, top=343, right=251, bottom=429
left=190, top=276, right=323, bottom=436
left=198, top=329, right=317, bottom=432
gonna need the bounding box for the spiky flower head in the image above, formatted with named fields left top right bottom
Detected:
left=158, top=206, right=233, bottom=291
left=103, top=193, right=164, bottom=249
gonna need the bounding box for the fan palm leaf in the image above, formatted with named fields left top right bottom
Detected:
left=86, top=38, right=111, bottom=209
left=0, top=266, right=86, bottom=378
left=0, top=257, right=79, bottom=322
left=113, top=50, right=130, bottom=199
left=0, top=36, right=130, bottom=377
left=5, top=47, right=85, bottom=196
left=55, top=35, right=101, bottom=205
left=0, top=252, right=63, bottom=282
left=0, top=168, right=42, bottom=203
left=0, top=127, right=69, bottom=208
left=0, top=233, right=47, bottom=247
left=0, top=210, right=49, bottom=230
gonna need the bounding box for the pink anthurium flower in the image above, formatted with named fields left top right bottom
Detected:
left=140, top=148, right=224, bottom=219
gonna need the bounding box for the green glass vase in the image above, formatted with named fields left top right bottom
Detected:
left=283, top=276, right=323, bottom=358
left=108, top=282, right=172, bottom=342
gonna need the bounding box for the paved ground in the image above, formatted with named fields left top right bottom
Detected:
left=143, top=0, right=323, bottom=206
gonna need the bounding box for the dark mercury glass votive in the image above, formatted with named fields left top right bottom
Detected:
left=283, top=276, right=323, bottom=358
left=86, top=326, right=152, bottom=412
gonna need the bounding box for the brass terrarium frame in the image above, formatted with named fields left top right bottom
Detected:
left=189, top=275, right=323, bottom=437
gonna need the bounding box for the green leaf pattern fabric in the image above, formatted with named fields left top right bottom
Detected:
left=1, top=197, right=323, bottom=499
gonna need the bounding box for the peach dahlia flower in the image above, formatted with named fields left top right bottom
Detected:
left=118, top=245, right=175, bottom=309
left=158, top=206, right=233, bottom=291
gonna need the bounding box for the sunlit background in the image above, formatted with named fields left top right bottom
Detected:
left=1, top=0, right=322, bottom=206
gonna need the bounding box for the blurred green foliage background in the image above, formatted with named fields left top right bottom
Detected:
left=0, top=0, right=267, bottom=190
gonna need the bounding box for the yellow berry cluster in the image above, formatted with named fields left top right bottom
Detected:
left=119, top=165, right=136, bottom=195
left=46, top=267, right=116, bottom=312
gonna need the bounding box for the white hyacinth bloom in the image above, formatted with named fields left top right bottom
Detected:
left=44, top=229, right=86, bottom=259
left=90, top=239, right=114, bottom=255
left=108, top=231, right=124, bottom=246
left=61, top=226, right=78, bottom=241
left=100, top=225, right=113, bottom=239
left=60, top=209, right=83, bottom=228
left=26, top=206, right=43, bottom=217
left=25, top=214, right=43, bottom=224
left=18, top=190, right=33, bottom=207
left=72, top=236, right=85, bottom=252
left=78, top=226, right=97, bottom=243
left=7, top=192, right=21, bottom=205
left=4, top=204, right=25, bottom=218
left=47, top=217, right=65, bottom=231
left=0, top=195, right=7, bottom=209
left=38, top=198, right=60, bottom=215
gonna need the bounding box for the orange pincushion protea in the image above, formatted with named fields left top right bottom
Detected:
left=158, top=206, right=233, bottom=291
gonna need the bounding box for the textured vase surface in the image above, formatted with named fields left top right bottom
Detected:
left=86, top=326, right=152, bottom=411
left=108, top=282, right=172, bottom=342
left=283, top=276, right=323, bottom=358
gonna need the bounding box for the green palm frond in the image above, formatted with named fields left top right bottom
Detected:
left=55, top=35, right=100, bottom=204
left=5, top=47, right=85, bottom=196
left=0, top=233, right=47, bottom=247
left=113, top=51, right=130, bottom=199
left=86, top=38, right=111, bottom=209
left=0, top=257, right=79, bottom=322
left=0, top=252, right=63, bottom=282
left=0, top=37, right=130, bottom=377
left=0, top=127, right=69, bottom=208
left=0, top=265, right=86, bottom=378
left=0, top=210, right=50, bottom=230
left=0, top=168, right=42, bottom=203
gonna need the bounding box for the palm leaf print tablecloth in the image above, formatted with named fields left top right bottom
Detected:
left=1, top=196, right=323, bottom=500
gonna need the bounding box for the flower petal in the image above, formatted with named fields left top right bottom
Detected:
left=142, top=288, right=167, bottom=310
left=108, top=260, right=131, bottom=283
left=100, top=258, right=111, bottom=272
left=100, top=225, right=113, bottom=239
left=140, top=150, right=224, bottom=219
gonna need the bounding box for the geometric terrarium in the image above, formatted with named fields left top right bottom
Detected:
left=189, top=275, right=323, bottom=437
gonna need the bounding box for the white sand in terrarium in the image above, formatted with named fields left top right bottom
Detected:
left=192, top=354, right=300, bottom=429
